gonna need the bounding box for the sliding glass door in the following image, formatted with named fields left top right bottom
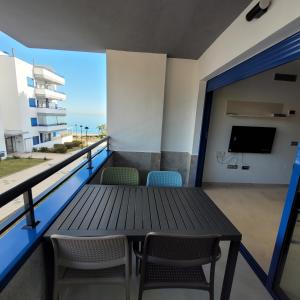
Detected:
left=275, top=191, right=300, bottom=299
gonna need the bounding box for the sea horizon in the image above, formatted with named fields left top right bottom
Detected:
left=66, top=112, right=106, bottom=134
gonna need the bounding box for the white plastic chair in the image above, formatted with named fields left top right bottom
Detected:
left=51, top=234, right=130, bottom=300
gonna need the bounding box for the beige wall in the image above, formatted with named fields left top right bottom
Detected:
left=106, top=50, right=166, bottom=153
left=161, top=58, right=199, bottom=153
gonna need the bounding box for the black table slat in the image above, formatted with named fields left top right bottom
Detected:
left=142, top=187, right=151, bottom=229
left=153, top=188, right=168, bottom=230
left=116, top=188, right=130, bottom=230
left=88, top=186, right=112, bottom=230
left=59, top=186, right=95, bottom=230
left=165, top=189, right=186, bottom=230
left=107, top=186, right=124, bottom=230
left=45, top=185, right=241, bottom=241
left=79, top=186, right=107, bottom=230
left=147, top=188, right=160, bottom=231
left=170, top=189, right=194, bottom=230
left=69, top=187, right=101, bottom=230
left=98, top=186, right=118, bottom=229
left=126, top=188, right=136, bottom=230
left=50, top=185, right=89, bottom=232
left=134, top=188, right=143, bottom=230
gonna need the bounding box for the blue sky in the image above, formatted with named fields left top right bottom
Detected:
left=0, top=32, right=106, bottom=131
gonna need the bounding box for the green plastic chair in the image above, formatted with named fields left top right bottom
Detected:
left=100, top=167, right=139, bottom=186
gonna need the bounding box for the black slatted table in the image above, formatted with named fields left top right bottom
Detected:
left=45, top=184, right=242, bottom=300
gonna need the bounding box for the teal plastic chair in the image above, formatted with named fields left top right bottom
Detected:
left=146, top=171, right=182, bottom=187
left=100, top=167, right=139, bottom=186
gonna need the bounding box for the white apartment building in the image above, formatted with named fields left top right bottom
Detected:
left=0, top=51, right=72, bottom=158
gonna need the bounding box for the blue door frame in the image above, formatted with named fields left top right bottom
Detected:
left=195, top=30, right=300, bottom=298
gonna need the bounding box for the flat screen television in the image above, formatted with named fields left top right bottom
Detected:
left=228, top=126, right=276, bottom=153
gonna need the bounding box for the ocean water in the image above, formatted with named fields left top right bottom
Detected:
left=66, top=113, right=106, bottom=134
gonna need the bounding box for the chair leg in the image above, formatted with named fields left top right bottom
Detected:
left=52, top=284, right=59, bottom=300
left=138, top=287, right=143, bottom=300
left=129, top=242, right=132, bottom=276
left=209, top=288, right=214, bottom=300
left=125, top=282, right=130, bottom=300
left=135, top=256, right=139, bottom=276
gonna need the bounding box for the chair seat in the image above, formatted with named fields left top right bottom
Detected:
left=144, top=263, right=209, bottom=290
left=134, top=246, right=222, bottom=262
left=59, top=265, right=126, bottom=285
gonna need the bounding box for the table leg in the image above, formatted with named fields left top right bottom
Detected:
left=221, top=240, right=241, bottom=300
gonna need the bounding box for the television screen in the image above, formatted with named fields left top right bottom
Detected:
left=228, top=126, right=276, bottom=153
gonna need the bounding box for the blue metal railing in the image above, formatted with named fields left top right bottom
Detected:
left=0, top=136, right=112, bottom=290
left=0, top=136, right=110, bottom=233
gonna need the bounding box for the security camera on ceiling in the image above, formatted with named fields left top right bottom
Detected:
left=246, top=0, right=272, bottom=21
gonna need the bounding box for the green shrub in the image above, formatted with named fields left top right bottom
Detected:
left=12, top=155, right=20, bottom=159
left=64, top=142, right=73, bottom=149
left=71, top=140, right=82, bottom=147
left=64, top=140, right=82, bottom=149
left=32, top=148, right=37, bottom=152
left=53, top=144, right=67, bottom=153
left=39, top=147, right=49, bottom=153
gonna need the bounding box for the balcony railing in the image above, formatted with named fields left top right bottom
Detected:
left=35, top=88, right=66, bottom=101
left=0, top=136, right=110, bottom=234
left=33, top=66, right=65, bottom=85
left=38, top=123, right=67, bottom=126
left=0, top=137, right=111, bottom=290
left=36, top=107, right=66, bottom=116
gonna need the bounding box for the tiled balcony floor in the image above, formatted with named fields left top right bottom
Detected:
left=60, top=242, right=272, bottom=300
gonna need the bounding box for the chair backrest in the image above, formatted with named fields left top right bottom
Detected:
left=51, top=234, right=129, bottom=270
left=143, top=233, right=220, bottom=267
left=146, top=171, right=182, bottom=187
left=100, top=167, right=139, bottom=186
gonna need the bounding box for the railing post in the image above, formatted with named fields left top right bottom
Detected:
left=87, top=150, right=93, bottom=169
left=23, top=189, right=39, bottom=229
left=107, top=137, right=110, bottom=151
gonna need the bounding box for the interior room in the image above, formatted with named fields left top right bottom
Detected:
left=203, top=59, right=300, bottom=273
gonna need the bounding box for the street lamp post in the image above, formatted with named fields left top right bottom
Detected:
left=85, top=126, right=89, bottom=146
left=80, top=125, right=83, bottom=147
left=75, top=124, right=78, bottom=138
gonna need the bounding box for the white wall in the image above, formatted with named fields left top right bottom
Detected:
left=203, top=62, right=300, bottom=184
left=14, top=57, right=39, bottom=140
left=0, top=56, right=23, bottom=131
left=161, top=58, right=199, bottom=153
left=0, top=119, right=6, bottom=157
left=107, top=50, right=167, bottom=152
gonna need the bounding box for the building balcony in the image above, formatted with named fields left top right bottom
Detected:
left=33, top=66, right=65, bottom=85
left=35, top=87, right=66, bottom=101
left=0, top=137, right=270, bottom=300
left=36, top=107, right=66, bottom=116
left=37, top=123, right=67, bottom=132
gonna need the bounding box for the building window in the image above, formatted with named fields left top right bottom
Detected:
left=31, top=118, right=38, bottom=127
left=27, top=77, right=35, bottom=87
left=32, top=136, right=40, bottom=145
left=28, top=98, right=36, bottom=107
left=53, top=131, right=57, bottom=137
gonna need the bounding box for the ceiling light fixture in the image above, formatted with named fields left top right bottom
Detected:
left=246, top=0, right=272, bottom=21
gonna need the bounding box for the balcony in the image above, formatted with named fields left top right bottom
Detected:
left=37, top=123, right=67, bottom=132
left=35, top=87, right=66, bottom=101
left=36, top=107, right=66, bottom=116
left=33, top=66, right=65, bottom=85
left=0, top=137, right=271, bottom=300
